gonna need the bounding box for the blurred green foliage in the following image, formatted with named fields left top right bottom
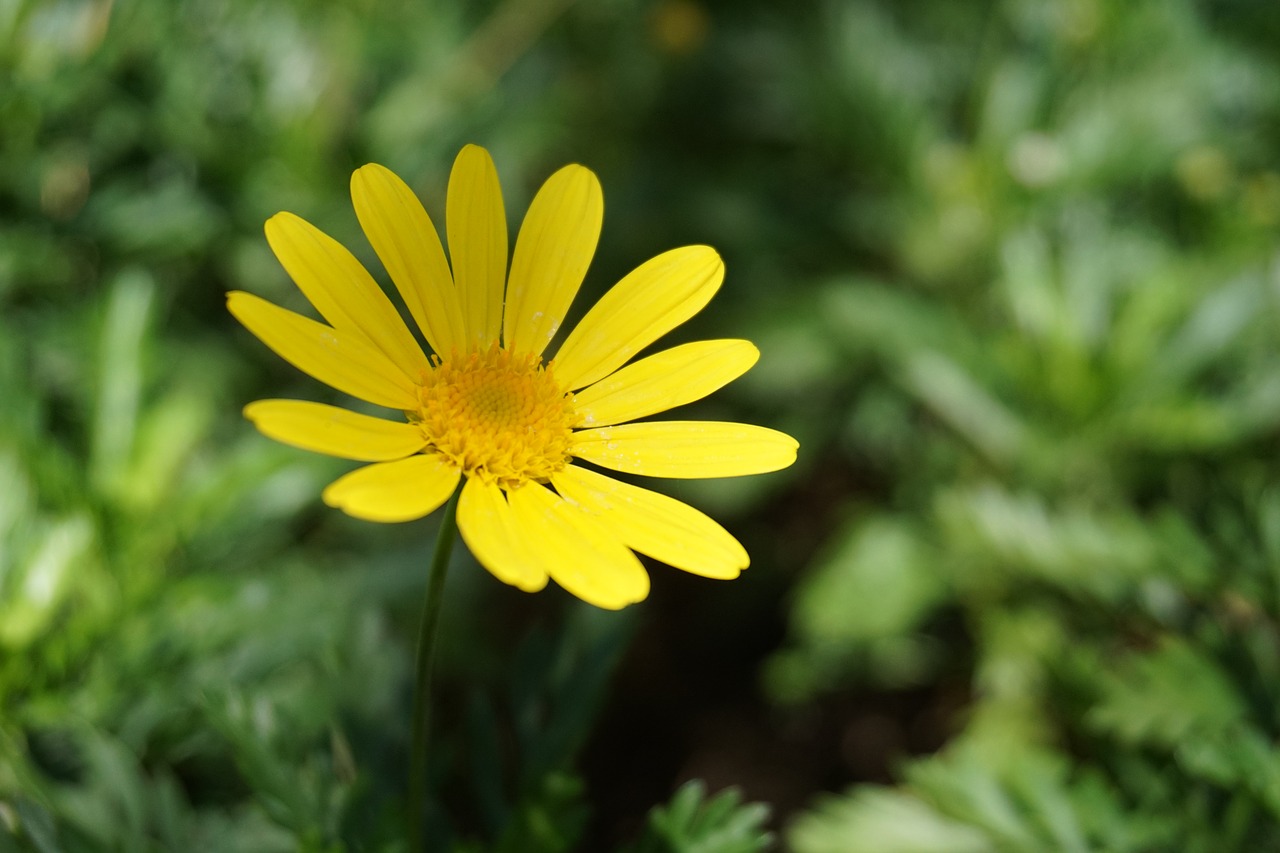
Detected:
left=621, top=781, right=771, bottom=853
left=764, top=0, right=1280, bottom=851
left=4, top=0, right=1280, bottom=850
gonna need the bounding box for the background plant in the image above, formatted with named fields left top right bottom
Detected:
left=3, top=0, right=1279, bottom=851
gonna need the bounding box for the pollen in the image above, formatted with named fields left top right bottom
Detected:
left=415, top=343, right=576, bottom=490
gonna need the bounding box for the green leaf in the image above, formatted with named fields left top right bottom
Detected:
left=789, top=787, right=992, bottom=853
left=1089, top=639, right=1247, bottom=747
left=767, top=514, right=948, bottom=700
left=623, top=781, right=772, bottom=853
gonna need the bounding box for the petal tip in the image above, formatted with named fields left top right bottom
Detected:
left=263, top=210, right=298, bottom=234
left=689, top=244, right=723, bottom=264
left=573, top=164, right=603, bottom=193
left=515, top=574, right=551, bottom=593
left=225, top=290, right=253, bottom=316
left=453, top=144, right=496, bottom=169
left=351, top=162, right=395, bottom=191
left=319, top=482, right=343, bottom=509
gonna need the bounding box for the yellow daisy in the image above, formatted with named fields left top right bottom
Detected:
left=228, top=144, right=797, bottom=610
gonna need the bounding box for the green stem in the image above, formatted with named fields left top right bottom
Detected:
left=408, top=487, right=460, bottom=853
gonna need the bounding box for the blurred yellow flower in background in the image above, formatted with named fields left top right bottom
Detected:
left=229, top=145, right=797, bottom=609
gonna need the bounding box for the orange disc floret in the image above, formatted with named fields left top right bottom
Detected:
left=414, top=343, right=576, bottom=490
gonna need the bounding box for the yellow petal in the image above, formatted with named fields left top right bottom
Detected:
left=227, top=291, right=419, bottom=410
left=243, top=399, right=427, bottom=461
left=351, top=164, right=467, bottom=357
left=573, top=339, right=759, bottom=427
left=506, top=482, right=650, bottom=609
left=503, top=164, right=603, bottom=356
left=554, top=246, right=725, bottom=390
left=447, top=145, right=508, bottom=347
left=456, top=478, right=549, bottom=592
left=264, top=212, right=430, bottom=376
left=321, top=455, right=460, bottom=523
left=552, top=465, right=746, bottom=579
left=571, top=421, right=798, bottom=478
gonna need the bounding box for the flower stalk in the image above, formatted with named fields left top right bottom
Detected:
left=408, top=487, right=460, bottom=853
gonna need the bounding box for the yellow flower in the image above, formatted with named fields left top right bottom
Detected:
left=228, top=145, right=797, bottom=609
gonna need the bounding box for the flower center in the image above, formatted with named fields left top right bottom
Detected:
left=415, top=343, right=575, bottom=490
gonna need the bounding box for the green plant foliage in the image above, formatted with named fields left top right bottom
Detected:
left=621, top=781, right=771, bottom=853
left=767, top=515, right=947, bottom=698
left=7, top=0, right=1280, bottom=848
left=774, top=0, right=1280, bottom=849
left=446, top=609, right=635, bottom=852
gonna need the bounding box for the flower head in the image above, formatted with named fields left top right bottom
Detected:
left=229, top=145, right=797, bottom=609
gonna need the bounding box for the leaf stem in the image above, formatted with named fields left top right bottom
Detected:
left=408, top=487, right=460, bottom=853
